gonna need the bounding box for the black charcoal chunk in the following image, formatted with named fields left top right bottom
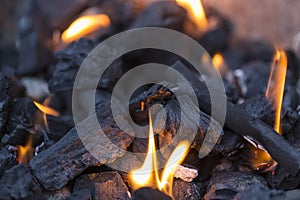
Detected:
left=131, top=187, right=172, bottom=200
left=67, top=189, right=91, bottom=200
left=130, top=1, right=186, bottom=31
left=172, top=179, right=205, bottom=200
left=46, top=115, right=74, bottom=141
left=0, top=146, right=17, bottom=178
left=0, top=73, right=11, bottom=134
left=0, top=164, right=45, bottom=200
left=234, top=185, right=285, bottom=200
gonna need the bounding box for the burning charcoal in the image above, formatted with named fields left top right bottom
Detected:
left=0, top=73, right=11, bottom=134
left=213, top=130, right=244, bottom=156
left=35, top=0, right=91, bottom=30
left=67, top=189, right=91, bottom=200
left=198, top=14, right=233, bottom=55
left=0, top=164, right=45, bottom=200
left=89, top=172, right=130, bottom=200
left=131, top=187, right=172, bottom=200
left=239, top=95, right=298, bottom=134
left=46, top=115, right=74, bottom=141
left=204, top=171, right=267, bottom=200
left=234, top=185, right=285, bottom=200
left=1, top=98, right=44, bottom=146
left=49, top=38, right=94, bottom=93
left=172, top=179, right=205, bottom=200
left=29, top=101, right=135, bottom=190
left=0, top=146, right=17, bottom=178
left=130, top=1, right=186, bottom=31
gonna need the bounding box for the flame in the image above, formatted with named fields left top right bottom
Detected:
left=130, top=111, right=190, bottom=196
left=61, top=14, right=110, bottom=44
left=251, top=50, right=287, bottom=172
left=266, top=50, right=288, bottom=134
left=17, top=135, right=34, bottom=166
left=34, top=99, right=60, bottom=131
left=175, top=0, right=208, bottom=31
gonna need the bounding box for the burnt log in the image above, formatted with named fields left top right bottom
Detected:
left=29, top=101, right=135, bottom=190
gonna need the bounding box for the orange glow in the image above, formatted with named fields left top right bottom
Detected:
left=129, top=111, right=190, bottom=196
left=62, top=14, right=111, bottom=44
left=18, top=135, right=34, bottom=166
left=266, top=50, right=288, bottom=134
left=175, top=0, right=208, bottom=31
left=212, top=53, right=225, bottom=70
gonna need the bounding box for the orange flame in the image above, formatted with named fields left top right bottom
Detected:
left=62, top=14, right=111, bottom=44
left=34, top=99, right=60, bottom=131
left=266, top=50, right=288, bottom=134
left=129, top=111, right=190, bottom=197
left=212, top=53, right=225, bottom=70
left=251, top=50, right=287, bottom=172
left=175, top=0, right=208, bottom=31
left=17, top=135, right=34, bottom=166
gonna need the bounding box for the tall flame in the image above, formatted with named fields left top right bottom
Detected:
left=251, top=50, right=287, bottom=171
left=130, top=111, right=190, bottom=197
left=62, top=14, right=110, bottom=44
left=266, top=50, right=288, bottom=134
left=175, top=0, right=208, bottom=31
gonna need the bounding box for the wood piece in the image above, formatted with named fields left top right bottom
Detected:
left=90, top=172, right=130, bottom=200
left=29, top=102, right=134, bottom=190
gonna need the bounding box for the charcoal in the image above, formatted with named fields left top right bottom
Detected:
left=0, top=73, right=11, bottom=134
left=49, top=38, right=95, bottom=93
left=213, top=130, right=244, bottom=156
left=234, top=185, right=285, bottom=200
left=0, top=164, right=45, bottom=200
left=46, top=115, right=74, bottom=141
left=0, top=146, right=17, bottom=178
left=286, top=49, right=300, bottom=85
left=204, top=171, right=266, bottom=200
left=285, top=190, right=300, bottom=200
left=223, top=47, right=246, bottom=71
left=131, top=187, right=172, bottom=200
left=67, top=189, right=91, bottom=200
left=198, top=17, right=233, bottom=55
left=130, top=1, right=186, bottom=31
left=239, top=95, right=298, bottom=134
left=232, top=38, right=274, bottom=63
left=172, top=179, right=205, bottom=200
left=1, top=98, right=44, bottom=146
left=29, top=101, right=134, bottom=190
left=90, top=172, right=130, bottom=200
left=265, top=167, right=300, bottom=190
left=35, top=0, right=91, bottom=30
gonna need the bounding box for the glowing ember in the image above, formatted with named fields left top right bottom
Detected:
left=17, top=135, right=34, bottom=166
left=61, top=14, right=111, bottom=44
left=251, top=50, right=287, bottom=171
left=212, top=53, right=224, bottom=70
left=129, top=111, right=190, bottom=197
left=175, top=0, right=208, bottom=31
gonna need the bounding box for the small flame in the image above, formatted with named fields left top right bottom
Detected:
left=34, top=99, right=60, bottom=131
left=266, top=50, right=288, bottom=134
left=17, top=135, right=34, bottom=166
left=251, top=50, right=287, bottom=172
left=175, top=0, right=208, bottom=31
left=130, top=111, right=190, bottom=197
left=212, top=53, right=225, bottom=70
left=61, top=14, right=111, bottom=44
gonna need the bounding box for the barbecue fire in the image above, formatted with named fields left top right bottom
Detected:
left=129, top=111, right=190, bottom=197
left=251, top=50, right=288, bottom=171
left=61, top=14, right=111, bottom=44
left=175, top=0, right=208, bottom=31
